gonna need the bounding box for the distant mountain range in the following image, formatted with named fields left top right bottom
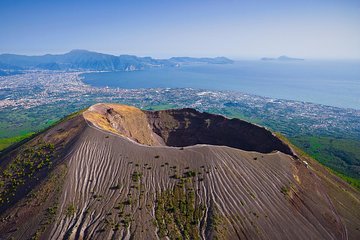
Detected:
left=261, top=55, right=305, bottom=61
left=0, top=50, right=234, bottom=73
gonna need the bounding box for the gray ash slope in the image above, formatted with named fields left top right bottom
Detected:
left=0, top=103, right=359, bottom=240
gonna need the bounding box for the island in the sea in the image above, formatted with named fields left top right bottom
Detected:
left=261, top=55, right=305, bottom=61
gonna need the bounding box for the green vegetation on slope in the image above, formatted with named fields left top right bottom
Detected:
left=155, top=176, right=205, bottom=239
left=0, top=107, right=86, bottom=153
left=0, top=132, right=34, bottom=151
left=290, top=136, right=360, bottom=177
left=0, top=103, right=84, bottom=140
left=290, top=136, right=360, bottom=187
left=0, top=142, right=55, bottom=204
left=329, top=171, right=360, bottom=190
left=276, top=133, right=360, bottom=190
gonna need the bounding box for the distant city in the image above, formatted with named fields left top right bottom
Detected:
left=1, top=70, right=359, bottom=139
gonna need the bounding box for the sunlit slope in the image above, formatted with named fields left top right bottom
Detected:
left=0, top=104, right=359, bottom=240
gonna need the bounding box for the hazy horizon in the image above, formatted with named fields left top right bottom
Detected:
left=1, top=49, right=360, bottom=61
left=1, top=0, right=359, bottom=59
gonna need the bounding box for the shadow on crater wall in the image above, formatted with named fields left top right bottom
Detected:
left=146, top=108, right=295, bottom=156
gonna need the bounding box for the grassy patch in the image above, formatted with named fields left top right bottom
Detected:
left=0, top=106, right=86, bottom=152
left=0, top=142, right=55, bottom=204
left=131, top=171, right=142, bottom=183
left=0, top=132, right=35, bottom=151
left=290, top=136, right=360, bottom=178
left=0, top=105, right=81, bottom=140
left=66, top=203, right=76, bottom=217
left=183, top=171, right=196, bottom=178
left=328, top=169, right=360, bottom=190
left=155, top=177, right=205, bottom=239
left=277, top=133, right=360, bottom=190
left=280, top=186, right=290, bottom=196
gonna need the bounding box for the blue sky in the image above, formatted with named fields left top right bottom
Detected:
left=0, top=0, right=359, bottom=59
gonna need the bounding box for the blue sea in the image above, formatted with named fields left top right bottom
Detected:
left=82, top=60, right=360, bottom=109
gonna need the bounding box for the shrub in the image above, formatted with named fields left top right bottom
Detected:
left=66, top=203, right=76, bottom=217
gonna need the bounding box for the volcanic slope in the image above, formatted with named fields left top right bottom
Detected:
left=0, top=103, right=359, bottom=240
